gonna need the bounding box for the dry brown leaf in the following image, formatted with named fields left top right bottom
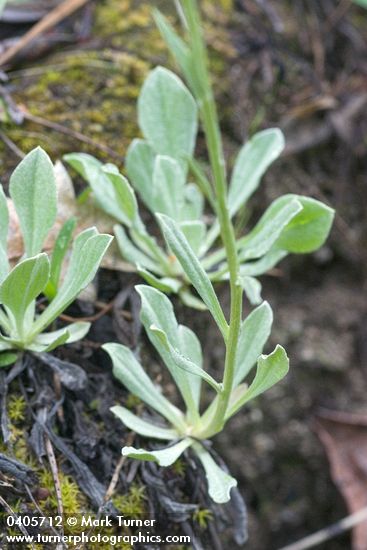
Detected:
left=7, top=160, right=131, bottom=272
left=315, top=409, right=367, bottom=550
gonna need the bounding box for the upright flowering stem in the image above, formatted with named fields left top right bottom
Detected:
left=181, top=0, right=243, bottom=437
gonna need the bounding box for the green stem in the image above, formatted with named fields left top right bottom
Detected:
left=182, top=0, right=243, bottom=438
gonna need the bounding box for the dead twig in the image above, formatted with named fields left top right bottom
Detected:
left=0, top=130, right=25, bottom=159
left=0, top=494, right=36, bottom=549
left=22, top=111, right=124, bottom=162
left=45, top=436, right=64, bottom=522
left=278, top=506, right=367, bottom=550
left=104, top=431, right=135, bottom=502
left=0, top=0, right=90, bottom=67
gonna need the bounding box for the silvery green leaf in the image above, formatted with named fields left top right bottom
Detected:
left=179, top=289, right=207, bottom=311
left=101, top=165, right=138, bottom=227
left=233, top=301, right=273, bottom=386
left=138, top=67, right=198, bottom=168
left=228, top=129, right=284, bottom=216
left=152, top=155, right=185, bottom=220
left=150, top=324, right=222, bottom=393
left=122, top=439, right=192, bottom=467
left=157, top=214, right=228, bottom=338
left=44, top=217, right=76, bottom=299
left=136, top=285, right=201, bottom=418
left=0, top=336, right=14, bottom=351
left=192, top=442, right=237, bottom=504
left=9, top=148, right=57, bottom=257
left=125, top=139, right=156, bottom=210
left=229, top=345, right=289, bottom=417
left=31, top=322, right=90, bottom=352
left=103, top=342, right=185, bottom=430
left=35, top=331, right=70, bottom=353
left=181, top=184, right=205, bottom=221
left=272, top=195, right=335, bottom=253
left=111, top=405, right=178, bottom=440
left=0, top=184, right=9, bottom=282
left=114, top=225, right=163, bottom=274
left=177, top=323, right=203, bottom=403
left=32, top=232, right=112, bottom=334
left=238, top=199, right=302, bottom=261
left=187, top=157, right=215, bottom=210
left=180, top=220, right=206, bottom=255
left=153, top=9, right=195, bottom=90
left=64, top=151, right=102, bottom=178
left=238, top=249, right=287, bottom=277
left=137, top=266, right=182, bottom=294
left=65, top=153, right=138, bottom=226
left=0, top=253, right=50, bottom=333
left=239, top=275, right=262, bottom=306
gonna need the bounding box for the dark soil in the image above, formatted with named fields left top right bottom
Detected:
left=1, top=1, right=367, bottom=549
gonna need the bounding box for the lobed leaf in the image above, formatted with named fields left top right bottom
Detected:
left=9, top=148, right=57, bottom=257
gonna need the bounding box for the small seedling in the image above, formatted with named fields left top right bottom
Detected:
left=0, top=147, right=112, bottom=366
left=101, top=0, right=334, bottom=504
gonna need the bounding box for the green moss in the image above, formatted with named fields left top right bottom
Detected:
left=193, top=507, right=213, bottom=529
left=7, top=394, right=26, bottom=423
left=2, top=0, right=234, bottom=173
left=39, top=470, right=85, bottom=516
left=113, top=483, right=147, bottom=516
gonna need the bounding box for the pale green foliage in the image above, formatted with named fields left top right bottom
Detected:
left=65, top=70, right=333, bottom=309
left=95, top=1, right=333, bottom=506
left=104, top=286, right=289, bottom=504
left=0, top=148, right=112, bottom=364
left=100, top=0, right=335, bottom=505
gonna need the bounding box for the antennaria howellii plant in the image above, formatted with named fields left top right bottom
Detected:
left=0, top=147, right=112, bottom=366
left=101, top=1, right=333, bottom=503
left=64, top=60, right=333, bottom=309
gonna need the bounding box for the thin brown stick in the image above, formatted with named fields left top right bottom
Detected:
left=23, top=111, right=124, bottom=161
left=0, top=494, right=36, bottom=549
left=45, top=436, right=64, bottom=525
left=278, top=506, right=367, bottom=550
left=104, top=431, right=135, bottom=502
left=0, top=0, right=90, bottom=67
left=0, top=130, right=25, bottom=158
